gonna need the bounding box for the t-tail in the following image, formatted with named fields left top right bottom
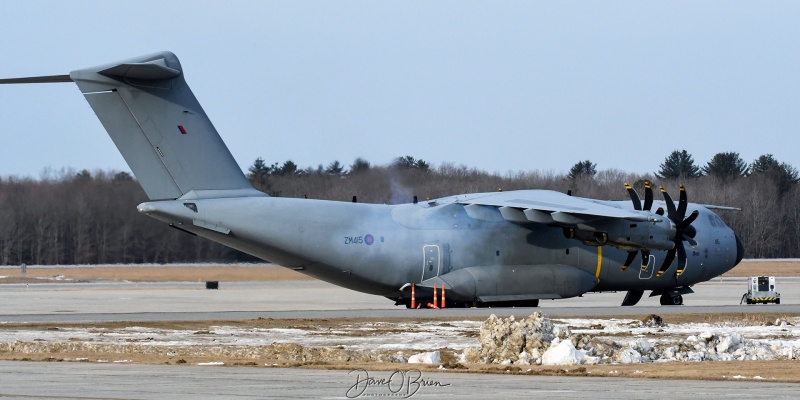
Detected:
left=0, top=51, right=264, bottom=201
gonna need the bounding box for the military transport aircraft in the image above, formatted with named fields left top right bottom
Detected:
left=0, top=52, right=743, bottom=307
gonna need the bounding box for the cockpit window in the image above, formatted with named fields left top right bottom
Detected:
left=707, top=214, right=729, bottom=228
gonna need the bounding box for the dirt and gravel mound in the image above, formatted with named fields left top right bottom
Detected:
left=463, top=313, right=799, bottom=366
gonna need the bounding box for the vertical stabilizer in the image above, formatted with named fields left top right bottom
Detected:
left=69, top=51, right=261, bottom=200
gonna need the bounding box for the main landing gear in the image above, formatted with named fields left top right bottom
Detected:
left=650, top=287, right=692, bottom=306
left=660, top=293, right=683, bottom=306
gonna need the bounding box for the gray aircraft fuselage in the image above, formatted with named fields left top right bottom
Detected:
left=140, top=191, right=741, bottom=304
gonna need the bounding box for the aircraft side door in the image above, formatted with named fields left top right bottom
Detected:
left=639, top=254, right=656, bottom=279
left=421, top=244, right=441, bottom=281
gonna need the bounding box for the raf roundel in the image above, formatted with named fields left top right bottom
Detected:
left=364, top=234, right=375, bottom=246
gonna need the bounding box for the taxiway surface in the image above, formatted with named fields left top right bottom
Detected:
left=0, top=277, right=798, bottom=323
left=2, top=277, right=800, bottom=398
left=1, top=361, right=799, bottom=399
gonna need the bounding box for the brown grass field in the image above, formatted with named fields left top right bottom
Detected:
left=721, top=260, right=800, bottom=277
left=0, top=264, right=312, bottom=283
left=0, top=259, right=796, bottom=283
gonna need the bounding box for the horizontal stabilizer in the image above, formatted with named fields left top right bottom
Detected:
left=99, top=59, right=181, bottom=80
left=0, top=75, right=72, bottom=84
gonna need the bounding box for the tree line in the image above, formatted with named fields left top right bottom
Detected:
left=0, top=150, right=797, bottom=265
left=0, top=170, right=248, bottom=265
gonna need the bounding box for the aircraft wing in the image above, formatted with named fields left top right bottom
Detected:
left=453, top=190, right=652, bottom=224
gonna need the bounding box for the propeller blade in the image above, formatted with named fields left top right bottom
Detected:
left=656, top=248, right=676, bottom=277
left=675, top=243, right=687, bottom=277
left=655, top=207, right=665, bottom=216
left=621, top=251, right=637, bottom=271
left=640, top=249, right=650, bottom=272
left=681, top=234, right=698, bottom=248
left=678, top=210, right=699, bottom=228
left=676, top=184, right=688, bottom=221
left=660, top=187, right=677, bottom=221
left=643, top=181, right=653, bottom=211
left=625, top=183, right=642, bottom=211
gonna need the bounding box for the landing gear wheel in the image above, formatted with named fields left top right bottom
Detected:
left=660, top=293, right=683, bottom=306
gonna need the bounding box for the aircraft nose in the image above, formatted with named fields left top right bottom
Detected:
left=734, top=233, right=744, bottom=266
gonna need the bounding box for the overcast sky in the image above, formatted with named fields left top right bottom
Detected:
left=1, top=1, right=798, bottom=179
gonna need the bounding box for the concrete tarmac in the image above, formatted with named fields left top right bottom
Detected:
left=0, top=361, right=798, bottom=399
left=2, top=278, right=800, bottom=396
left=1, top=277, right=798, bottom=323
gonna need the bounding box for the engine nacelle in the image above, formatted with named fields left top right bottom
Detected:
left=573, top=217, right=676, bottom=251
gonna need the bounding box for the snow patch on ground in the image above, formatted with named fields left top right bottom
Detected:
left=541, top=340, right=586, bottom=365
left=3, top=313, right=800, bottom=367
left=0, top=321, right=479, bottom=352
left=408, top=351, right=441, bottom=364
left=464, top=313, right=800, bottom=366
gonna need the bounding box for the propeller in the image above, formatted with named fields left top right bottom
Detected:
left=621, top=181, right=653, bottom=272
left=655, top=185, right=699, bottom=277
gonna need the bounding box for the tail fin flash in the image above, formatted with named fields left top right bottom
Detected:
left=69, top=51, right=260, bottom=200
